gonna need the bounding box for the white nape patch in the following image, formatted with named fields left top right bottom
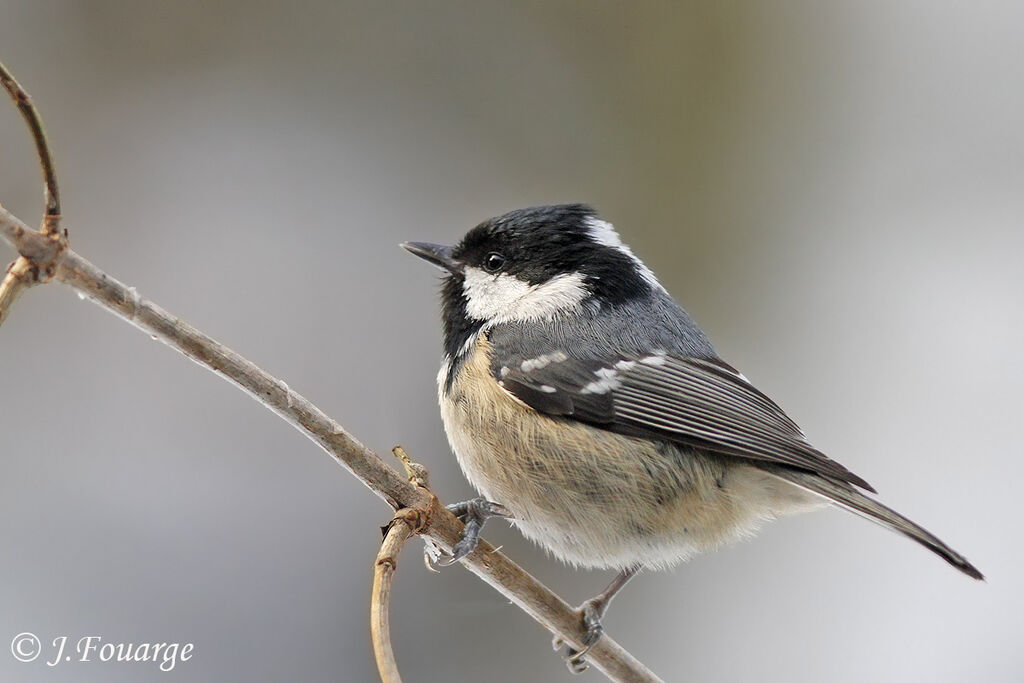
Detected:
left=584, top=217, right=665, bottom=292
left=521, top=351, right=568, bottom=373
left=580, top=367, right=621, bottom=394
left=462, top=267, right=589, bottom=325
left=639, top=350, right=667, bottom=366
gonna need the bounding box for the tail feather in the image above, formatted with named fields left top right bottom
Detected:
left=769, top=469, right=984, bottom=581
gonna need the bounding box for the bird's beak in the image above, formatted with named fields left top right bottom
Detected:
left=400, top=242, right=463, bottom=275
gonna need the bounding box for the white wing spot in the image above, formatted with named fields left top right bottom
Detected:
left=639, top=351, right=667, bottom=366
left=580, top=367, right=621, bottom=394
left=539, top=385, right=557, bottom=393
left=521, top=351, right=569, bottom=373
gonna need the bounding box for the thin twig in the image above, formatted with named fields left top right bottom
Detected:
left=372, top=508, right=427, bottom=683
left=0, top=257, right=34, bottom=327
left=0, top=60, right=661, bottom=681
left=0, top=204, right=661, bottom=683
left=0, top=61, right=64, bottom=324
left=0, top=62, right=61, bottom=226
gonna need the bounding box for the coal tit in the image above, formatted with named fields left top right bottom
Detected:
left=402, top=204, right=982, bottom=670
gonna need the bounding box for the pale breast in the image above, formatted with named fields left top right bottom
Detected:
left=438, top=335, right=818, bottom=570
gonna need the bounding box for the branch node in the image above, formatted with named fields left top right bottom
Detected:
left=391, top=445, right=430, bottom=489
left=0, top=229, right=65, bottom=322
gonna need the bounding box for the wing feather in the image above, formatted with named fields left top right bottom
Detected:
left=495, top=351, right=875, bottom=492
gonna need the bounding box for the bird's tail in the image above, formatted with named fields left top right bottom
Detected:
left=768, top=468, right=984, bottom=580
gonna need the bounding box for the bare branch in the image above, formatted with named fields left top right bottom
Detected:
left=0, top=61, right=662, bottom=681
left=372, top=508, right=427, bottom=683
left=0, top=203, right=661, bottom=681
left=0, top=61, right=64, bottom=325
left=0, top=207, right=64, bottom=265
left=0, top=256, right=34, bottom=326
left=0, top=209, right=64, bottom=324
left=0, top=62, right=61, bottom=226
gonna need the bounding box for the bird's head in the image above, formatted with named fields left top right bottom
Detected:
left=402, top=204, right=663, bottom=357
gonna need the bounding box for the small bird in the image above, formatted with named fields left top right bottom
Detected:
left=402, top=204, right=982, bottom=672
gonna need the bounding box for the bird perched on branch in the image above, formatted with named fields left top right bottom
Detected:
left=403, top=204, right=982, bottom=673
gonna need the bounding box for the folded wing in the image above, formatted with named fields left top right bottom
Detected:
left=495, top=351, right=875, bottom=492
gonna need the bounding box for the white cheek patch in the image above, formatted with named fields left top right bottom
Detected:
left=462, top=267, right=589, bottom=324
left=585, top=217, right=665, bottom=292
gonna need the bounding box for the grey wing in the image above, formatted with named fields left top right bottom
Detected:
left=495, top=351, right=876, bottom=492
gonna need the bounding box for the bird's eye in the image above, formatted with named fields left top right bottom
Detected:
left=483, top=252, right=506, bottom=273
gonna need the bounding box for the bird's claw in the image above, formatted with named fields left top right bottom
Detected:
left=552, top=598, right=605, bottom=674
left=435, top=497, right=510, bottom=566
left=446, top=498, right=510, bottom=519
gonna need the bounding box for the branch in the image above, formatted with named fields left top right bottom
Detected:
left=0, top=256, right=33, bottom=327
left=0, top=61, right=61, bottom=224
left=0, top=205, right=662, bottom=681
left=372, top=507, right=427, bottom=683
left=0, top=62, right=662, bottom=682
left=0, top=62, right=64, bottom=325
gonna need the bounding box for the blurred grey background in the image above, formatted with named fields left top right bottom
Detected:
left=1, top=2, right=1021, bottom=681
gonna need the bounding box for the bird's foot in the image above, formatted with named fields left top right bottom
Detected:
left=552, top=596, right=608, bottom=674
left=550, top=565, right=640, bottom=673
left=436, top=497, right=511, bottom=565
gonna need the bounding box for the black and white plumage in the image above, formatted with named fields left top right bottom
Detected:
left=404, top=204, right=983, bottom=585
left=495, top=349, right=873, bottom=489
